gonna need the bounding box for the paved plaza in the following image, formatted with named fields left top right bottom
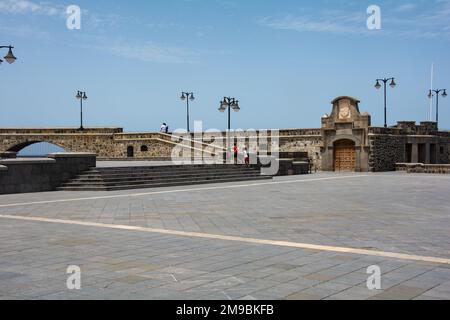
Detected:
left=0, top=172, right=450, bottom=300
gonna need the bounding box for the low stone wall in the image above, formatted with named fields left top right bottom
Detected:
left=396, top=163, right=450, bottom=174
left=259, top=156, right=310, bottom=176
left=0, top=153, right=96, bottom=194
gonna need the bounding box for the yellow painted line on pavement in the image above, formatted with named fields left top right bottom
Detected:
left=1, top=213, right=449, bottom=266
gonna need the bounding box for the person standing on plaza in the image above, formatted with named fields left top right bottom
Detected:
left=232, top=143, right=239, bottom=165
left=160, top=123, right=167, bottom=133
left=243, top=147, right=250, bottom=167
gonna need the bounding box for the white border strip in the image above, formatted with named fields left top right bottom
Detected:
left=1, top=214, right=449, bottom=265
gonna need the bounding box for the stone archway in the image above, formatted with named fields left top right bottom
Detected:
left=6, top=140, right=66, bottom=155
left=334, top=139, right=356, bottom=172
left=7, top=140, right=44, bottom=153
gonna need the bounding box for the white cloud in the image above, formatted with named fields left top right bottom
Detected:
left=384, top=1, right=450, bottom=38
left=0, top=0, right=63, bottom=16
left=259, top=11, right=368, bottom=35
left=99, top=42, right=200, bottom=64
left=0, top=0, right=124, bottom=35
left=260, top=1, right=450, bottom=40
left=393, top=3, right=417, bottom=12
left=0, top=1, right=199, bottom=64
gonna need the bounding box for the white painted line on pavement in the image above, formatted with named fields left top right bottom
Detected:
left=1, top=213, right=449, bottom=266
left=0, top=175, right=368, bottom=208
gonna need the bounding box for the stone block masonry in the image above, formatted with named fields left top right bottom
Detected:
left=0, top=129, right=221, bottom=160
left=368, top=133, right=406, bottom=172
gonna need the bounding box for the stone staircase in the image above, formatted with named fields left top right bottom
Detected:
left=57, top=164, right=272, bottom=191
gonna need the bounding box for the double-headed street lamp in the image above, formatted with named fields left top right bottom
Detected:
left=180, top=92, right=195, bottom=133
left=218, top=97, right=240, bottom=131
left=219, top=97, right=240, bottom=160
left=76, top=91, right=88, bottom=131
left=428, top=88, right=447, bottom=129
left=0, top=45, right=17, bottom=66
left=375, top=77, right=397, bottom=128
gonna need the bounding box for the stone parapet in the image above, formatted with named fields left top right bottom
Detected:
left=396, top=163, right=450, bottom=174
left=48, top=152, right=97, bottom=158
left=0, top=158, right=55, bottom=164
left=0, top=151, right=18, bottom=159
left=0, top=127, right=123, bottom=134
left=368, top=127, right=403, bottom=135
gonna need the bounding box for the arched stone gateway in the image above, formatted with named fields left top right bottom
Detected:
left=321, top=96, right=371, bottom=172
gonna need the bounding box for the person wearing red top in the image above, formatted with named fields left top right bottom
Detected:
left=232, top=143, right=238, bottom=165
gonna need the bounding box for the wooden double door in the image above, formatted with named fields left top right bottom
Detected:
left=334, top=140, right=356, bottom=172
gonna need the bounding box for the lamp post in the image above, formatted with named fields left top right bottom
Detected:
left=219, top=97, right=240, bottom=159
left=375, top=77, right=397, bottom=128
left=180, top=92, right=195, bottom=133
left=76, top=91, right=88, bottom=131
left=218, top=97, right=240, bottom=131
left=428, top=89, right=447, bottom=129
left=0, top=45, right=17, bottom=66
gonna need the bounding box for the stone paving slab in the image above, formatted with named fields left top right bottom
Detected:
left=0, top=172, right=449, bottom=299
left=0, top=217, right=448, bottom=300
left=1, top=173, right=449, bottom=260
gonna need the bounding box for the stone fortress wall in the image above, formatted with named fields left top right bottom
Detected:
left=1, top=96, right=449, bottom=172
left=2, top=124, right=448, bottom=172
left=0, top=127, right=323, bottom=164
left=368, top=123, right=450, bottom=172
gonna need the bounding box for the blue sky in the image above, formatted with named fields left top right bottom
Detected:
left=1, top=0, right=450, bottom=131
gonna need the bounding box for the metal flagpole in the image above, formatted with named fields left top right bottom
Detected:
left=430, top=63, right=434, bottom=121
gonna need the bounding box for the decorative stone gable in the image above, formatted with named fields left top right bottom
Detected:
left=321, top=96, right=371, bottom=172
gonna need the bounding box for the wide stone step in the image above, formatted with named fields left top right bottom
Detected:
left=62, top=172, right=263, bottom=187
left=81, top=166, right=258, bottom=174
left=57, top=175, right=272, bottom=191
left=58, top=164, right=271, bottom=192
left=89, top=166, right=253, bottom=174
left=89, top=167, right=253, bottom=175
left=92, top=164, right=242, bottom=173
left=72, top=168, right=260, bottom=181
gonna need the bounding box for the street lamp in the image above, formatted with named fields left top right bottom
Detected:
left=219, top=97, right=240, bottom=161
left=428, top=88, right=447, bottom=129
left=180, top=92, right=195, bottom=132
left=375, top=77, right=397, bottom=128
left=0, top=45, right=17, bottom=65
left=76, top=90, right=88, bottom=131
left=218, top=97, right=240, bottom=131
